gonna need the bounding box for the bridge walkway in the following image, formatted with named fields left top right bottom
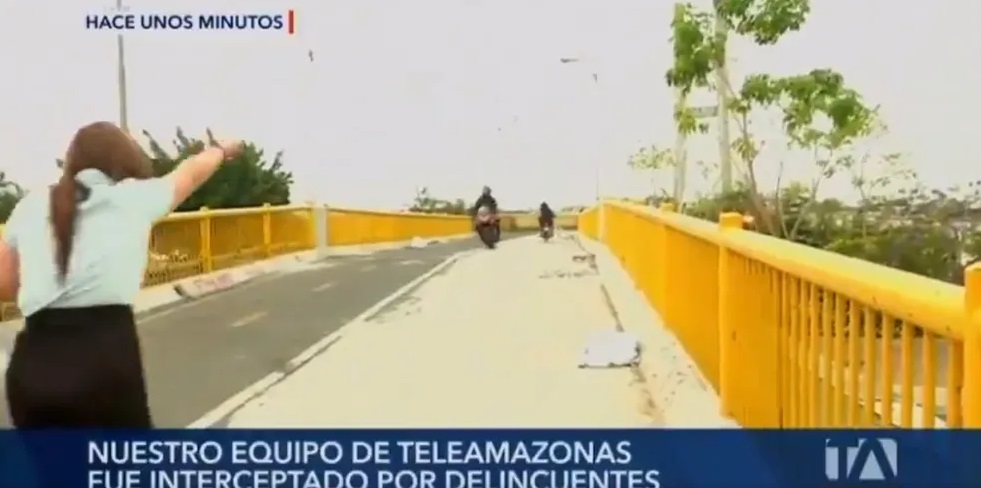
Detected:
left=224, top=235, right=679, bottom=428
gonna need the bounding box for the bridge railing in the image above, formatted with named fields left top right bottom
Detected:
left=143, top=204, right=474, bottom=286
left=0, top=204, right=580, bottom=320
left=580, top=200, right=981, bottom=428
left=1, top=205, right=473, bottom=320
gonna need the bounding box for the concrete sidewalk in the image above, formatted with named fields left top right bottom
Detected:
left=227, top=235, right=661, bottom=428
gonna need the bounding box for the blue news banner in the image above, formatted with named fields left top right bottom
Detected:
left=0, top=429, right=979, bottom=488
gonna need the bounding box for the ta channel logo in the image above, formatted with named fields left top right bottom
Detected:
left=825, top=437, right=898, bottom=482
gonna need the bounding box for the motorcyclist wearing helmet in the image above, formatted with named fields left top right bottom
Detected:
left=471, top=186, right=499, bottom=217
left=471, top=186, right=499, bottom=231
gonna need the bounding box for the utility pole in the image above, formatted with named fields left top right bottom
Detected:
left=116, top=0, right=130, bottom=132
left=714, top=2, right=733, bottom=193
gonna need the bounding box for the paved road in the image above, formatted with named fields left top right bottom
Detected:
left=0, top=234, right=523, bottom=427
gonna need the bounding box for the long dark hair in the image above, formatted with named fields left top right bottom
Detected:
left=51, top=122, right=153, bottom=281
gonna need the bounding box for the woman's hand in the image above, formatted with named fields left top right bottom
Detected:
left=165, top=138, right=245, bottom=212
left=216, top=140, right=245, bottom=160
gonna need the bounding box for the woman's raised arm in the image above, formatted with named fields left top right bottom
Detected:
left=166, top=140, right=244, bottom=211
left=0, top=226, right=20, bottom=302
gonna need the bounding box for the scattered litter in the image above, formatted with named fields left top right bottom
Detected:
left=539, top=269, right=596, bottom=280
left=408, top=237, right=429, bottom=249
left=579, top=330, right=641, bottom=368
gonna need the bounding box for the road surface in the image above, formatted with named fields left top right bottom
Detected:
left=0, top=234, right=521, bottom=427
left=227, top=235, right=660, bottom=428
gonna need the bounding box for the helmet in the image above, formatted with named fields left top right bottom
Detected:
left=481, top=186, right=491, bottom=195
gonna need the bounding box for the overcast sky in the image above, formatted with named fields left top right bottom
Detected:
left=1, top=0, right=978, bottom=210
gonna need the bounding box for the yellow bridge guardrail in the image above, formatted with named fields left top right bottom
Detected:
left=579, top=200, right=981, bottom=429
left=505, top=213, right=578, bottom=231
left=0, top=205, right=580, bottom=321
left=0, top=204, right=473, bottom=321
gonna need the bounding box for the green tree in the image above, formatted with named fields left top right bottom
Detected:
left=0, top=171, right=25, bottom=223
left=648, top=0, right=979, bottom=285
left=143, top=128, right=292, bottom=211
left=408, top=187, right=468, bottom=215
left=667, top=0, right=875, bottom=238
left=627, top=145, right=674, bottom=203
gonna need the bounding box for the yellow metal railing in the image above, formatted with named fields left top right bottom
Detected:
left=1, top=204, right=471, bottom=321
left=581, top=200, right=981, bottom=429
left=326, top=207, right=470, bottom=246
left=578, top=207, right=599, bottom=240
left=144, top=204, right=317, bottom=286
left=506, top=213, right=579, bottom=231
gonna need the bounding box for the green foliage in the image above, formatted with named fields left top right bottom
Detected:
left=666, top=4, right=718, bottom=94
left=0, top=172, right=25, bottom=223
left=666, top=0, right=877, bottom=239
left=408, top=187, right=468, bottom=215
left=627, top=145, right=674, bottom=171
left=650, top=0, right=981, bottom=285
left=142, top=128, right=292, bottom=211
left=734, top=70, right=875, bottom=150
left=668, top=0, right=868, bottom=148
left=715, top=0, right=810, bottom=45
left=670, top=167, right=981, bottom=285
left=667, top=0, right=810, bottom=95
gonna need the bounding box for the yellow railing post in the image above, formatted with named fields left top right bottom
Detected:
left=305, top=205, right=317, bottom=248
left=261, top=203, right=272, bottom=257
left=198, top=206, right=213, bottom=273
left=717, top=212, right=743, bottom=418
left=963, top=264, right=981, bottom=427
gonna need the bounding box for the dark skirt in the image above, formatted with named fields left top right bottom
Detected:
left=4, top=304, right=153, bottom=428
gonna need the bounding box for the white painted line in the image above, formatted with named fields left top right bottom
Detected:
left=311, top=282, right=335, bottom=292
left=229, top=311, right=267, bottom=328
left=186, top=372, right=286, bottom=429
left=360, top=264, right=377, bottom=272
left=187, top=249, right=469, bottom=428
left=398, top=259, right=424, bottom=266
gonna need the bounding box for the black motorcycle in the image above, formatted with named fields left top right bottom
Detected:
left=475, top=206, right=501, bottom=249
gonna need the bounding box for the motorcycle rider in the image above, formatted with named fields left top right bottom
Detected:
left=470, top=185, right=501, bottom=235
left=472, top=186, right=498, bottom=213
left=538, top=201, right=555, bottom=234
left=471, top=186, right=499, bottom=228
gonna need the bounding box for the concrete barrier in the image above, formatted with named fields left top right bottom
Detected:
left=173, top=270, right=241, bottom=299
left=133, top=283, right=184, bottom=312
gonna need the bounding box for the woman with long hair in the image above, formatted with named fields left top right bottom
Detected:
left=0, top=121, right=242, bottom=427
